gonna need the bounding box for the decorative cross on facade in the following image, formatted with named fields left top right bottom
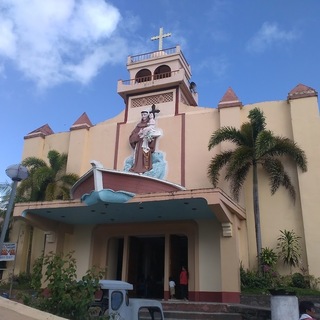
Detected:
left=150, top=104, right=160, bottom=118
left=151, top=27, right=171, bottom=51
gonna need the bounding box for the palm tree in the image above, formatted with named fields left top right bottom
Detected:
left=15, top=150, right=79, bottom=274
left=0, top=182, right=11, bottom=212
left=16, top=150, right=79, bottom=202
left=0, top=182, right=12, bottom=275
left=207, top=107, right=307, bottom=269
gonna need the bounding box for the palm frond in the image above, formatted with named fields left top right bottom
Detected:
left=239, top=122, right=254, bottom=147
left=229, top=162, right=252, bottom=201
left=262, top=158, right=296, bottom=201
left=269, top=137, right=308, bottom=172
left=45, top=183, right=56, bottom=201
left=248, top=107, right=266, bottom=140
left=281, top=172, right=296, bottom=201
left=22, top=157, right=47, bottom=173
left=48, top=150, right=68, bottom=174
left=33, top=167, right=54, bottom=188
left=207, top=151, right=234, bottom=187
left=58, top=186, right=72, bottom=200
left=208, top=127, right=246, bottom=150
left=58, top=173, right=79, bottom=186
left=255, top=130, right=276, bottom=159
left=225, top=146, right=253, bottom=177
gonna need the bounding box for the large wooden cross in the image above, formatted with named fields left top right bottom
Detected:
left=151, top=27, right=171, bottom=51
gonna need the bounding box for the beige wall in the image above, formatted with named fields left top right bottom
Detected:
left=289, top=97, right=320, bottom=276
left=197, top=220, right=221, bottom=291
left=15, top=90, right=320, bottom=286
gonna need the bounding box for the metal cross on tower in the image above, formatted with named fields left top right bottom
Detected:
left=151, top=27, right=171, bottom=51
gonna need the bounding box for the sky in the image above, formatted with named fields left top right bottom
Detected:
left=1, top=0, right=320, bottom=182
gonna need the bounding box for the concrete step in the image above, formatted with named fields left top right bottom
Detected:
left=161, top=300, right=271, bottom=320
left=164, top=310, right=242, bottom=319
left=161, top=301, right=242, bottom=320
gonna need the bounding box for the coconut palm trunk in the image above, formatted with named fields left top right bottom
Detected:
left=252, top=161, right=262, bottom=268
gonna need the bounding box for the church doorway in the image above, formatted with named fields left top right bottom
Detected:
left=126, top=234, right=188, bottom=299
left=169, top=235, right=188, bottom=299
left=107, top=233, right=188, bottom=299
left=127, top=236, right=165, bottom=299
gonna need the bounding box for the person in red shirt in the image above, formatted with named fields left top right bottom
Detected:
left=179, top=266, right=189, bottom=301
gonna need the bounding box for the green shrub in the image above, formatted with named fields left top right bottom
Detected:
left=291, top=272, right=308, bottom=288
left=240, top=265, right=270, bottom=290
left=30, top=253, right=44, bottom=291
left=13, top=272, right=32, bottom=288
left=260, top=247, right=278, bottom=268
left=25, top=251, right=104, bottom=320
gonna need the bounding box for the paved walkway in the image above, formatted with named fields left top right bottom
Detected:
left=0, top=297, right=67, bottom=320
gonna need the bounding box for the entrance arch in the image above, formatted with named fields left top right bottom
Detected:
left=92, top=221, right=197, bottom=299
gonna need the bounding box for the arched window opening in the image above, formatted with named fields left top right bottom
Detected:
left=135, top=69, right=152, bottom=83
left=154, top=65, right=171, bottom=80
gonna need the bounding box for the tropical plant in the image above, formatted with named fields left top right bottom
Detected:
left=26, top=251, right=104, bottom=320
left=277, top=229, right=301, bottom=272
left=259, top=247, right=278, bottom=268
left=208, top=107, right=307, bottom=269
left=14, top=150, right=79, bottom=274
left=0, top=182, right=11, bottom=212
left=16, top=150, right=79, bottom=202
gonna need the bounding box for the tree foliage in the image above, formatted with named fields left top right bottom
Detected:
left=0, top=182, right=11, bottom=212
left=27, top=251, right=104, bottom=320
left=16, top=150, right=79, bottom=202
left=208, top=107, right=307, bottom=268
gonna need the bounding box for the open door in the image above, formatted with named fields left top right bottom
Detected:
left=170, top=235, right=188, bottom=299
left=127, top=236, right=165, bottom=299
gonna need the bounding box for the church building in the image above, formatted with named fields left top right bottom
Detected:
left=8, top=30, right=320, bottom=303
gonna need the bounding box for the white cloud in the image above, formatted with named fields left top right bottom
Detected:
left=0, top=0, right=126, bottom=88
left=246, top=22, right=298, bottom=53
left=196, top=55, right=229, bottom=79
left=0, top=18, right=16, bottom=57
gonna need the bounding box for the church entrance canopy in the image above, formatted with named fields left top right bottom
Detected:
left=13, top=188, right=245, bottom=231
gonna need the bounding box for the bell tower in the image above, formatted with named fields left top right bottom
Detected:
left=117, top=28, right=198, bottom=122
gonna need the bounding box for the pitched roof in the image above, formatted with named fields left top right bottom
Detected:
left=70, top=112, right=93, bottom=131
left=287, top=84, right=318, bottom=100
left=24, top=124, right=54, bottom=139
left=218, top=87, right=243, bottom=109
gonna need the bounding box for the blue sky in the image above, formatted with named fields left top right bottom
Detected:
left=1, top=0, right=320, bottom=182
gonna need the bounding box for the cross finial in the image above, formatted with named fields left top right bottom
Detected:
left=150, top=104, right=160, bottom=118
left=151, top=27, right=171, bottom=51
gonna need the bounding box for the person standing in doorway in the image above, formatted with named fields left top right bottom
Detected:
left=179, top=266, right=188, bottom=301
left=169, top=276, right=176, bottom=299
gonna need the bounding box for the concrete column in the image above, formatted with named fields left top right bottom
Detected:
left=271, top=294, right=299, bottom=319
